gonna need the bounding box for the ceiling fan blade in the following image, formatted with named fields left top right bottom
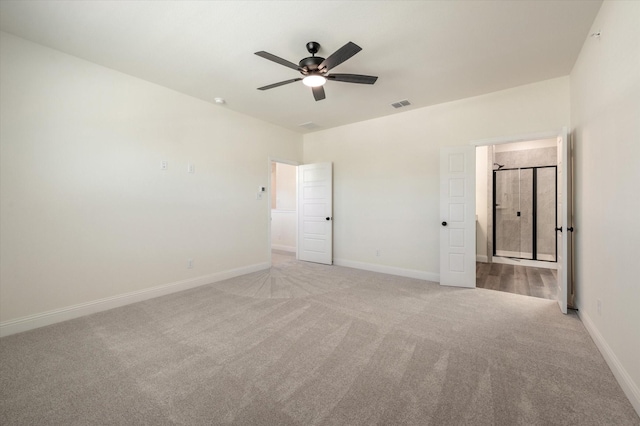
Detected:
left=318, top=42, right=362, bottom=71
left=257, top=78, right=302, bottom=90
left=312, top=86, right=326, bottom=101
left=255, top=51, right=301, bottom=71
left=327, top=74, right=378, bottom=85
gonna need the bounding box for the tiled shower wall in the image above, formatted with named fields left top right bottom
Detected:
left=494, top=147, right=557, bottom=260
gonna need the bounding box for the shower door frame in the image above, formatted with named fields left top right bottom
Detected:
left=492, top=165, right=557, bottom=262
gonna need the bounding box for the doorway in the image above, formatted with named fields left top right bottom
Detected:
left=470, top=129, right=572, bottom=311
left=268, top=160, right=334, bottom=267
left=478, top=140, right=559, bottom=301
left=269, top=161, right=297, bottom=264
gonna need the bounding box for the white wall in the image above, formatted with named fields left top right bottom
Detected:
left=570, top=0, right=640, bottom=413
left=271, top=162, right=297, bottom=252
left=274, top=163, right=296, bottom=211
left=0, top=33, right=302, bottom=328
left=270, top=211, right=296, bottom=252
left=303, top=77, right=569, bottom=278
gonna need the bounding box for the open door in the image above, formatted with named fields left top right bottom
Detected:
left=556, top=128, right=572, bottom=313
left=440, top=146, right=476, bottom=287
left=297, top=163, right=333, bottom=265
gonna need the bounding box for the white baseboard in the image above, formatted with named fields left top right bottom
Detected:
left=271, top=244, right=296, bottom=253
left=578, top=310, right=640, bottom=416
left=0, top=262, right=270, bottom=338
left=334, top=258, right=439, bottom=283
left=476, top=255, right=488, bottom=263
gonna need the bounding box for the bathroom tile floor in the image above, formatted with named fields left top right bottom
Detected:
left=476, top=262, right=558, bottom=300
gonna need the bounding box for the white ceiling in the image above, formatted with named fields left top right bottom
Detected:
left=0, top=1, right=602, bottom=134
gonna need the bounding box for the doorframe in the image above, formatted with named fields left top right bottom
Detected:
left=267, top=157, right=300, bottom=266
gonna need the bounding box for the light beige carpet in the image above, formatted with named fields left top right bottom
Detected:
left=1, top=252, right=638, bottom=425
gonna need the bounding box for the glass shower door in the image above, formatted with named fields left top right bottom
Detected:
left=536, top=167, right=557, bottom=261
left=494, top=168, right=533, bottom=259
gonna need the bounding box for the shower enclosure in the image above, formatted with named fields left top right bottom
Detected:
left=493, top=166, right=557, bottom=262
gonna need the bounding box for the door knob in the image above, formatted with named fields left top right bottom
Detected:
left=442, top=221, right=447, bottom=226
left=326, top=217, right=331, bottom=221
left=567, top=227, right=574, bottom=232
left=556, top=226, right=562, bottom=232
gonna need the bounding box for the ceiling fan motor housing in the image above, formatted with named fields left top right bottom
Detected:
left=299, top=41, right=325, bottom=74
left=299, top=56, right=325, bottom=73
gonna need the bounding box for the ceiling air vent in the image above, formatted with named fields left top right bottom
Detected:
left=391, top=99, right=411, bottom=109
left=299, top=121, right=320, bottom=130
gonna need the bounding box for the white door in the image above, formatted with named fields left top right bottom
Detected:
left=556, top=128, right=572, bottom=314
left=298, top=163, right=333, bottom=265
left=440, top=146, right=476, bottom=287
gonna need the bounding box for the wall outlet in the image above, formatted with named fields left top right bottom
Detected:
left=597, top=299, right=602, bottom=315
left=160, top=160, right=168, bottom=170
left=187, top=163, right=195, bottom=173
left=376, top=249, right=380, bottom=257
left=187, top=259, right=194, bottom=269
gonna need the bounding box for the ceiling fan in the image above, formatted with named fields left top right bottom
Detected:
left=255, top=41, right=378, bottom=101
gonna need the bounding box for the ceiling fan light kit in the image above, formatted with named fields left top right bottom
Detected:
left=255, top=41, right=377, bottom=101
left=302, top=75, right=326, bottom=87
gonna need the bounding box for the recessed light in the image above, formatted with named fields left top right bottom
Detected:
left=214, top=97, right=226, bottom=104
